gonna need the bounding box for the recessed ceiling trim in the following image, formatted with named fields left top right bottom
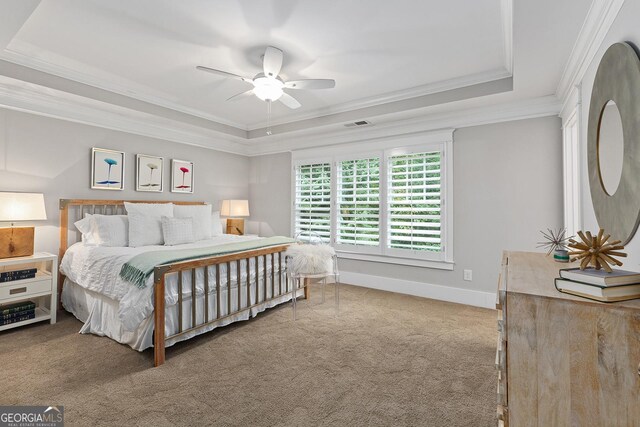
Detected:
left=246, top=68, right=512, bottom=130
left=0, top=42, right=249, bottom=130
left=500, top=0, right=513, bottom=74
left=0, top=75, right=251, bottom=156
left=0, top=57, right=248, bottom=138
left=247, top=95, right=562, bottom=156
left=248, top=76, right=513, bottom=138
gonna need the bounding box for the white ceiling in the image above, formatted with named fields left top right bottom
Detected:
left=0, top=0, right=594, bottom=144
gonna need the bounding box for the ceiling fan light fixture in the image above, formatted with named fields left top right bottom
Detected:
left=252, top=76, right=284, bottom=101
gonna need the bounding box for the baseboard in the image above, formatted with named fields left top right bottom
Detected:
left=338, top=271, right=496, bottom=309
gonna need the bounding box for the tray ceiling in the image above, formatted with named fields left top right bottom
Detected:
left=0, top=0, right=593, bottom=145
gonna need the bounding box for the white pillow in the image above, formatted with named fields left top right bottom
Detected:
left=74, top=214, right=128, bottom=246
left=74, top=214, right=97, bottom=245
left=174, top=204, right=212, bottom=240
left=92, top=215, right=129, bottom=247
left=124, top=202, right=174, bottom=247
left=212, top=211, right=223, bottom=236
left=162, top=216, right=195, bottom=246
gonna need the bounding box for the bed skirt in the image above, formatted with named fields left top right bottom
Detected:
left=62, top=278, right=301, bottom=351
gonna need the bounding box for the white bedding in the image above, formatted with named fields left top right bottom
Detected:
left=60, top=234, right=282, bottom=331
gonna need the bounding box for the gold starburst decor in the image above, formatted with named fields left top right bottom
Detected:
left=567, top=229, right=627, bottom=272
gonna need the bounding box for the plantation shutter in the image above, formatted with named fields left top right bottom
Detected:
left=336, top=157, right=380, bottom=247
left=294, top=162, right=332, bottom=241
left=387, top=151, right=442, bottom=252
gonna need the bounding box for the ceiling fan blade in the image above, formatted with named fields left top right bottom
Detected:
left=196, top=66, right=252, bottom=83
left=279, top=92, right=301, bottom=109
left=226, top=90, right=254, bottom=101
left=263, top=46, right=283, bottom=78
left=284, top=79, right=336, bottom=90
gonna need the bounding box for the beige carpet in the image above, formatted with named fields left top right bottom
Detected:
left=1, top=284, right=497, bottom=426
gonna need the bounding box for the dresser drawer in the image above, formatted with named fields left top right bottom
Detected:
left=0, top=278, right=51, bottom=301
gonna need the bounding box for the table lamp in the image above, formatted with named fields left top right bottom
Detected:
left=0, top=192, right=47, bottom=258
left=221, top=200, right=250, bottom=235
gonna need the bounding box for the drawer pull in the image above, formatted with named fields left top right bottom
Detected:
left=10, top=287, right=27, bottom=295
left=637, top=362, right=639, bottom=376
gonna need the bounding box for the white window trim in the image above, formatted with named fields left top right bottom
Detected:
left=560, top=85, right=582, bottom=236
left=291, top=129, right=454, bottom=268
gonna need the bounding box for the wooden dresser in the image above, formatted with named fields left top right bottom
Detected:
left=496, top=251, right=640, bottom=426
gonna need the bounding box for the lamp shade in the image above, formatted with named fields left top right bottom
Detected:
left=0, top=192, right=47, bottom=221
left=220, top=200, right=250, bottom=217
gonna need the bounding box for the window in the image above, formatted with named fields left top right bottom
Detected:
left=387, top=150, right=442, bottom=254
left=294, top=162, right=331, bottom=241
left=292, top=133, right=452, bottom=267
left=336, top=157, right=380, bottom=248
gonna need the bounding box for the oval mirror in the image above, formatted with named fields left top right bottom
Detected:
left=598, top=100, right=624, bottom=195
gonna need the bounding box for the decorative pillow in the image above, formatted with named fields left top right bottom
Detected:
left=174, top=204, right=212, bottom=240
left=162, top=216, right=195, bottom=246
left=92, top=214, right=129, bottom=247
left=212, top=211, right=223, bottom=236
left=124, top=202, right=174, bottom=247
left=284, top=244, right=336, bottom=275
left=74, top=214, right=97, bottom=245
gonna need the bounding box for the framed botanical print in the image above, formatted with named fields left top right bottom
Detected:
left=136, top=154, right=163, bottom=192
left=171, top=159, right=194, bottom=193
left=91, top=147, right=125, bottom=190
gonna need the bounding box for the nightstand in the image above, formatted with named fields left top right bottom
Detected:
left=0, top=252, right=57, bottom=332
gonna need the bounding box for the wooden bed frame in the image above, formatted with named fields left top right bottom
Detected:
left=59, top=199, right=303, bottom=367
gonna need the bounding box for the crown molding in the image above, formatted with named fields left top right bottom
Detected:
left=500, top=0, right=513, bottom=74
left=0, top=41, right=249, bottom=130
left=559, top=83, right=582, bottom=121
left=245, top=68, right=512, bottom=130
left=247, top=95, right=562, bottom=156
left=0, top=72, right=560, bottom=159
left=0, top=42, right=514, bottom=134
left=249, top=76, right=513, bottom=138
left=0, top=76, right=251, bottom=156
left=556, top=0, right=625, bottom=103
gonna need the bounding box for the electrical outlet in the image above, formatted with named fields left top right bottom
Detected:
left=463, top=269, right=473, bottom=281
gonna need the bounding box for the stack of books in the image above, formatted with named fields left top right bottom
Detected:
left=0, top=301, right=36, bottom=325
left=555, top=268, right=640, bottom=302
left=0, top=268, right=37, bottom=282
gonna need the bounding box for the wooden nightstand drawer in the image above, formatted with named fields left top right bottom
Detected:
left=0, top=277, right=51, bottom=301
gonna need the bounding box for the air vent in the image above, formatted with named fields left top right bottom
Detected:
left=344, top=120, right=372, bottom=128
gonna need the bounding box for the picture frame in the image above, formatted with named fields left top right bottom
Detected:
left=136, top=154, right=164, bottom=192
left=91, top=147, right=125, bottom=191
left=170, top=159, right=194, bottom=193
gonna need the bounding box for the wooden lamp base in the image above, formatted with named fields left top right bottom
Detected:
left=0, top=226, right=35, bottom=258
left=226, top=218, right=245, bottom=235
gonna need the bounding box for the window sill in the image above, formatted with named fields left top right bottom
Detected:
left=336, top=251, right=454, bottom=270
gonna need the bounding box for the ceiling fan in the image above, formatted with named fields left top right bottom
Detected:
left=196, top=46, right=335, bottom=110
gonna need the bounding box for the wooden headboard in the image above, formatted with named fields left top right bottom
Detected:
left=59, top=199, right=207, bottom=259
left=58, top=199, right=207, bottom=292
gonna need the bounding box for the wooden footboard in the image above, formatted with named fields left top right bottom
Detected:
left=152, top=244, right=296, bottom=367
left=58, top=199, right=303, bottom=368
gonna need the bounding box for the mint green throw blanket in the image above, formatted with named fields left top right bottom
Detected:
left=120, top=236, right=295, bottom=288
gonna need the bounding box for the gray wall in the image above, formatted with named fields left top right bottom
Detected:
left=249, top=116, right=564, bottom=293
left=578, top=0, right=640, bottom=267
left=248, top=152, right=291, bottom=237
left=0, top=109, right=250, bottom=255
